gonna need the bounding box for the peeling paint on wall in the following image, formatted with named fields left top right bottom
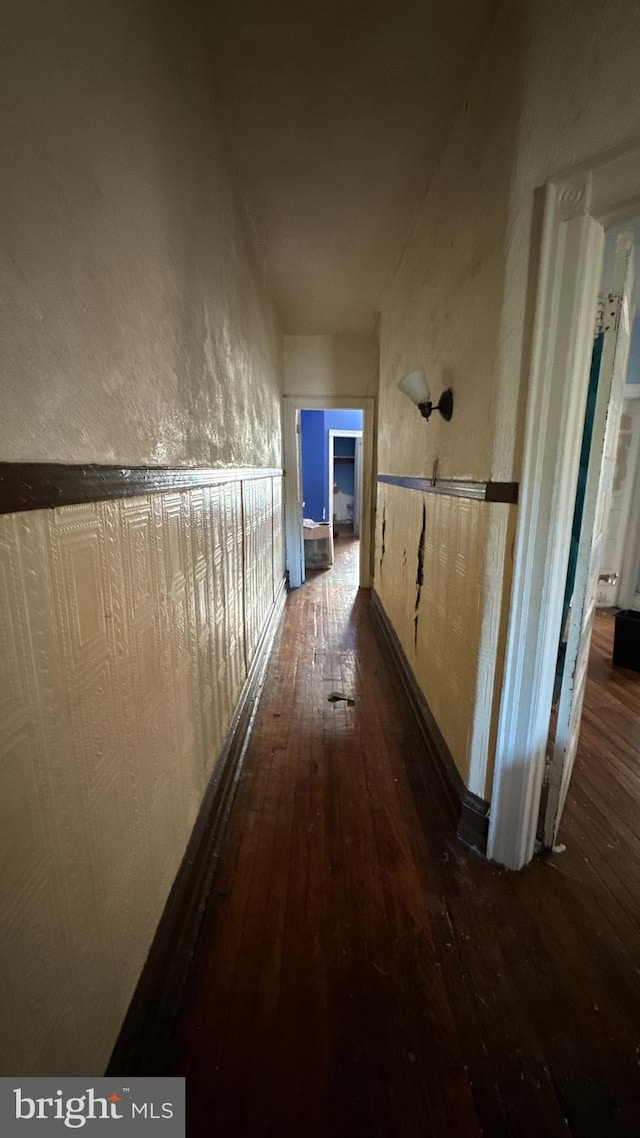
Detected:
left=380, top=505, right=386, bottom=569
left=414, top=502, right=426, bottom=646
left=374, top=481, right=515, bottom=798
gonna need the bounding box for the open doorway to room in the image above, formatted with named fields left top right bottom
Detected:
left=489, top=144, right=640, bottom=871
left=541, top=217, right=640, bottom=857
left=299, top=409, right=363, bottom=588
left=329, top=429, right=363, bottom=540
left=283, top=395, right=375, bottom=593
left=596, top=224, right=640, bottom=616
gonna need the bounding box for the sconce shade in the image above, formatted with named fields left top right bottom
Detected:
left=398, top=368, right=454, bottom=422
left=398, top=368, right=431, bottom=408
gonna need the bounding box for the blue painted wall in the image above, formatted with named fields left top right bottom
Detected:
left=334, top=435, right=356, bottom=458
left=300, top=410, right=325, bottom=520
left=334, top=437, right=355, bottom=488
left=300, top=409, right=363, bottom=522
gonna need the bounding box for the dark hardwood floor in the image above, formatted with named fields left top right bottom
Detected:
left=166, top=547, right=640, bottom=1136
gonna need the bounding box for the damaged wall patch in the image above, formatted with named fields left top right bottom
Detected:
left=414, top=502, right=426, bottom=645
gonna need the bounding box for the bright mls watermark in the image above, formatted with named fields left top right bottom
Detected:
left=0, top=1078, right=185, bottom=1135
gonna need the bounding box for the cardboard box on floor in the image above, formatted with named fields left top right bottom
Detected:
left=303, top=521, right=334, bottom=569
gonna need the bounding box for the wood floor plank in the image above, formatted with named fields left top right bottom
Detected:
left=163, top=552, right=640, bottom=1137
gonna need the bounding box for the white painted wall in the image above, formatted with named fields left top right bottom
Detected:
left=284, top=333, right=378, bottom=399
left=204, top=0, right=497, bottom=334
left=0, top=0, right=282, bottom=467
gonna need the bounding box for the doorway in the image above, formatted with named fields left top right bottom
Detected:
left=283, top=396, right=375, bottom=591
left=297, top=409, right=363, bottom=588
left=594, top=219, right=640, bottom=612
left=542, top=221, right=638, bottom=848
left=328, top=428, right=363, bottom=539
left=489, top=141, right=640, bottom=871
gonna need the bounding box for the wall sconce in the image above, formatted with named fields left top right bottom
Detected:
left=397, top=368, right=453, bottom=421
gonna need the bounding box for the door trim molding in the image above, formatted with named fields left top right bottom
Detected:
left=283, top=396, right=375, bottom=589
left=489, top=140, right=640, bottom=869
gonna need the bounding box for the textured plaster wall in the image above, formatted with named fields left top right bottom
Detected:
left=375, top=484, right=515, bottom=796
left=0, top=0, right=285, bottom=1077
left=0, top=475, right=284, bottom=1076
left=375, top=0, right=640, bottom=796
left=379, top=0, right=640, bottom=484
left=284, top=333, right=378, bottom=399
left=0, top=0, right=282, bottom=466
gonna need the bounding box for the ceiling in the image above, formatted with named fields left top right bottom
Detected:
left=206, top=0, right=497, bottom=334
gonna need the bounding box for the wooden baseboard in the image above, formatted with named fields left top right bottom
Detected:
left=106, top=576, right=287, bottom=1076
left=370, top=589, right=489, bottom=856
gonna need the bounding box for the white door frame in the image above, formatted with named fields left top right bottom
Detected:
left=328, top=428, right=363, bottom=533
left=489, top=140, right=640, bottom=870
left=353, top=436, right=363, bottom=538
left=542, top=235, right=634, bottom=847
left=283, top=396, right=375, bottom=589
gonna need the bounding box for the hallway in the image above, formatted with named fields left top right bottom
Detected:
left=157, top=544, right=640, bottom=1137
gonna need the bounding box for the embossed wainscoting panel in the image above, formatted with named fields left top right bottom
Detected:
left=242, top=476, right=275, bottom=667
left=0, top=473, right=284, bottom=1077
left=374, top=481, right=516, bottom=799
left=271, top=475, right=285, bottom=604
